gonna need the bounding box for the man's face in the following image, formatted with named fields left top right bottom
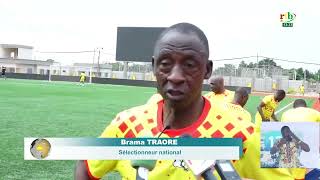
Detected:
left=153, top=31, right=211, bottom=108
left=275, top=94, right=285, bottom=102
left=282, top=128, right=291, bottom=140
left=241, top=95, right=249, bottom=107
left=209, top=78, right=224, bottom=94
left=209, top=80, right=223, bottom=93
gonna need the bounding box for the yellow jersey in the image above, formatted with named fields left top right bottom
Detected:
left=222, top=103, right=252, bottom=123
left=281, top=107, right=320, bottom=122
left=80, top=72, right=86, bottom=82
left=204, top=89, right=234, bottom=104
left=85, top=97, right=298, bottom=180
left=255, top=95, right=279, bottom=128
left=272, top=83, right=277, bottom=90
left=147, top=94, right=163, bottom=104
left=300, top=86, right=305, bottom=93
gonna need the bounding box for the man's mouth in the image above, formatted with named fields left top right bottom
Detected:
left=166, top=89, right=185, bottom=100
left=168, top=89, right=183, bottom=95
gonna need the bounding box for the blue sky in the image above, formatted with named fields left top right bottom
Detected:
left=0, top=0, right=319, bottom=71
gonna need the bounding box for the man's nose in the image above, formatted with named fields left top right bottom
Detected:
left=167, top=65, right=185, bottom=84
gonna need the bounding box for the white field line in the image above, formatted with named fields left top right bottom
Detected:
left=3, top=80, right=157, bottom=94
left=275, top=101, right=294, bottom=115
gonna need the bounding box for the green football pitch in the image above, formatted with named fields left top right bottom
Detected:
left=0, top=79, right=316, bottom=179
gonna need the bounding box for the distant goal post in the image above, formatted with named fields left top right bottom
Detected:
left=49, top=65, right=94, bottom=83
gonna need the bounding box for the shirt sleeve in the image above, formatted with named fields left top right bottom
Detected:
left=262, top=95, right=272, bottom=105
left=85, top=116, right=121, bottom=179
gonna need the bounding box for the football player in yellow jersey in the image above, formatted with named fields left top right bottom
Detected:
left=255, top=90, right=286, bottom=129
left=281, top=99, right=320, bottom=179
left=79, top=72, right=86, bottom=86
left=272, top=82, right=277, bottom=92
left=75, top=23, right=300, bottom=180
left=282, top=99, right=320, bottom=122
left=223, top=87, right=252, bottom=122
left=205, top=76, right=234, bottom=103
left=299, top=85, right=305, bottom=96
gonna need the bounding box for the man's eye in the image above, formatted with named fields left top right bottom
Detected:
left=184, top=61, right=197, bottom=68
left=161, top=62, right=169, bottom=66
left=159, top=60, right=171, bottom=67
left=186, top=63, right=195, bottom=68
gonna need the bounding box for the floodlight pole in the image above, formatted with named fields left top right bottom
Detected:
left=91, top=48, right=96, bottom=83
left=89, top=67, right=92, bottom=84
left=97, top=48, right=103, bottom=77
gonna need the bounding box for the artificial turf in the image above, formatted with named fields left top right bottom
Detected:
left=0, top=79, right=315, bottom=179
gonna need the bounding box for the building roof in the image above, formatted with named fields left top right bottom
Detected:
left=73, top=63, right=112, bottom=69
left=0, top=58, right=54, bottom=66
left=0, top=44, right=33, bottom=49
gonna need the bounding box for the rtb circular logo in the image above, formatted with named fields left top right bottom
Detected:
left=30, top=138, right=51, bottom=159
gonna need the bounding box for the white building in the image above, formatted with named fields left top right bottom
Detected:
left=0, top=44, right=112, bottom=78
left=0, top=44, right=54, bottom=74
left=0, top=44, right=33, bottom=59
left=51, top=63, right=112, bottom=78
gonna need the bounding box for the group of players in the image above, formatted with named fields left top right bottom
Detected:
left=73, top=23, right=320, bottom=180
left=205, top=76, right=320, bottom=126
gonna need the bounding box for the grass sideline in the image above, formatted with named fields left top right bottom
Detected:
left=0, top=79, right=315, bottom=179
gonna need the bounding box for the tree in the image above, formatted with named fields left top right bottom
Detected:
left=257, top=58, right=281, bottom=68
left=305, top=70, right=313, bottom=80
left=225, top=64, right=237, bottom=76
left=213, top=67, right=225, bottom=76
left=213, top=64, right=237, bottom=76
left=296, top=68, right=304, bottom=80
left=314, top=69, right=320, bottom=81
left=216, top=57, right=318, bottom=82
left=248, top=62, right=255, bottom=68
left=238, top=61, right=248, bottom=68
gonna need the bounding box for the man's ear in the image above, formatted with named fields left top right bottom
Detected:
left=152, top=56, right=155, bottom=75
left=204, top=60, right=213, bottom=79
